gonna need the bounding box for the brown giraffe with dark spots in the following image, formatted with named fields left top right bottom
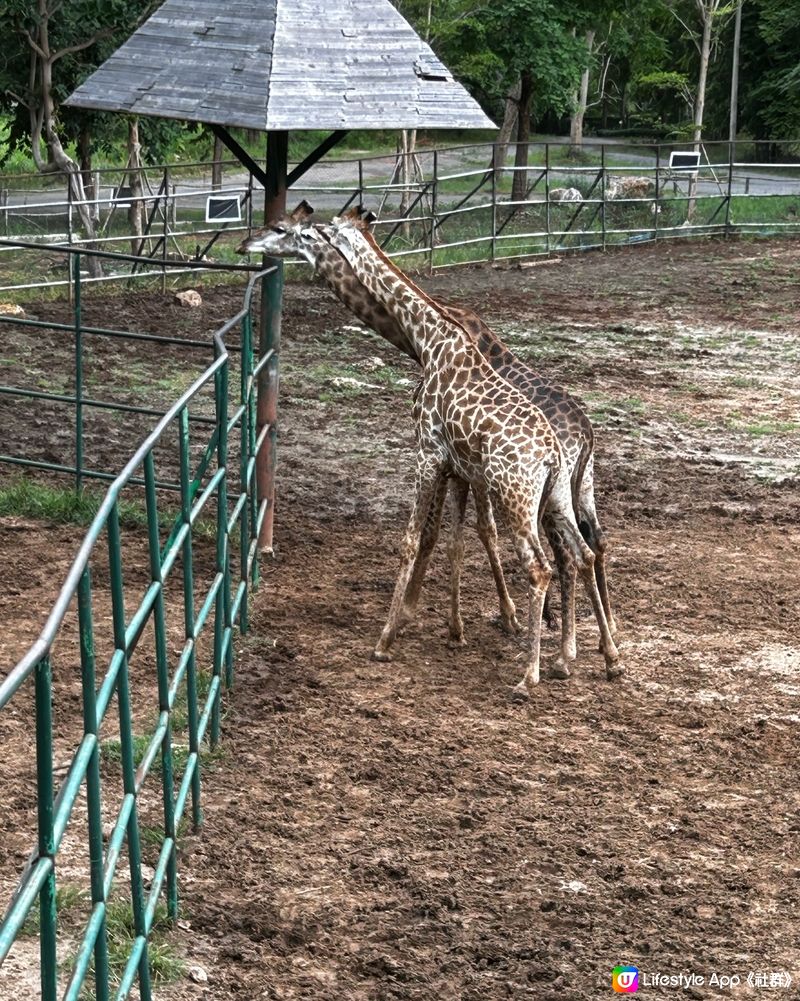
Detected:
left=238, top=203, right=521, bottom=642
left=340, top=208, right=617, bottom=656
left=326, top=216, right=622, bottom=693
left=239, top=203, right=618, bottom=671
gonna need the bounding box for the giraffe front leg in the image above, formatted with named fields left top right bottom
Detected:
left=398, top=474, right=448, bottom=631
left=373, top=464, right=447, bottom=662
left=473, top=485, right=521, bottom=635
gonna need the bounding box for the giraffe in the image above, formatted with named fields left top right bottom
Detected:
left=326, top=217, right=623, bottom=693
left=238, top=203, right=522, bottom=643
left=239, top=203, right=618, bottom=674
left=338, top=207, right=617, bottom=651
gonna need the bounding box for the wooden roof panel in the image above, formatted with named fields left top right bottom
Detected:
left=65, top=0, right=493, bottom=131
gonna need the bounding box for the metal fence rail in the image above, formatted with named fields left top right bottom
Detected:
left=1, top=138, right=799, bottom=292
left=0, top=251, right=276, bottom=1000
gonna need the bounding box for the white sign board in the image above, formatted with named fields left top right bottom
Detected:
left=205, top=194, right=243, bottom=224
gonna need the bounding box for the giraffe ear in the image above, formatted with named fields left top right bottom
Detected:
left=339, top=206, right=361, bottom=223
left=291, top=200, right=314, bottom=222
left=353, top=206, right=377, bottom=231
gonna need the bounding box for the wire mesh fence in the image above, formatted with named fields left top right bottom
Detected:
left=0, top=251, right=276, bottom=1000
left=1, top=138, right=798, bottom=293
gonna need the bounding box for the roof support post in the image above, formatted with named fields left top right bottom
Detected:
left=257, top=130, right=288, bottom=553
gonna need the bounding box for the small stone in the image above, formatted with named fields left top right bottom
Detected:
left=175, top=289, right=202, bottom=308
left=188, top=965, right=208, bottom=984
left=0, top=303, right=24, bottom=316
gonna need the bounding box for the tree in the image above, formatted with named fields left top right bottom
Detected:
left=1, top=0, right=162, bottom=268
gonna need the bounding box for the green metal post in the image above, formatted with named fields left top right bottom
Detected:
left=178, top=409, right=202, bottom=830
left=35, top=654, right=57, bottom=1001
left=78, top=568, right=110, bottom=1001
left=212, top=349, right=230, bottom=742
left=74, top=253, right=84, bottom=492
left=107, top=504, right=153, bottom=1001
left=239, top=312, right=252, bottom=633
left=545, top=144, right=551, bottom=255
left=143, top=453, right=178, bottom=920
left=257, top=130, right=287, bottom=553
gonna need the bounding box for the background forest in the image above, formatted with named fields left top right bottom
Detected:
left=0, top=0, right=798, bottom=186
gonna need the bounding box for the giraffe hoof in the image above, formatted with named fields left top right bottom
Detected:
left=544, top=613, right=560, bottom=632
left=548, top=662, right=572, bottom=681
left=490, top=614, right=522, bottom=636
left=371, top=649, right=393, bottom=663
left=510, top=682, right=532, bottom=703
left=606, top=661, right=625, bottom=681
left=447, top=636, right=467, bottom=650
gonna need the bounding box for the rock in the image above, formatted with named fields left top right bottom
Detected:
left=0, top=303, right=25, bottom=317
left=188, top=965, right=208, bottom=984
left=175, top=290, right=202, bottom=308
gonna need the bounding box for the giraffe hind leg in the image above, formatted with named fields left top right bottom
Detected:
left=577, top=477, right=618, bottom=640
left=399, top=474, right=449, bottom=631
left=542, top=512, right=577, bottom=679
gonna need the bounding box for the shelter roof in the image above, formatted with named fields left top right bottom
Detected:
left=65, top=0, right=495, bottom=131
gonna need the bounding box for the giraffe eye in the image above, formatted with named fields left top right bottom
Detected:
left=273, top=225, right=287, bottom=235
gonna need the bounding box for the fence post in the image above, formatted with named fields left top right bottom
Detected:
left=601, top=144, right=607, bottom=251
left=490, top=153, right=497, bottom=263
left=429, top=149, right=438, bottom=273
left=257, top=132, right=287, bottom=554
left=35, top=654, right=57, bottom=1001
left=74, top=254, right=84, bottom=493
left=161, top=167, right=169, bottom=294
left=725, top=139, right=734, bottom=235
left=67, top=181, right=74, bottom=305
left=655, top=145, right=661, bottom=242
left=545, top=143, right=551, bottom=255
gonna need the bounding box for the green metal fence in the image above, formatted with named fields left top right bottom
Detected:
left=0, top=249, right=278, bottom=999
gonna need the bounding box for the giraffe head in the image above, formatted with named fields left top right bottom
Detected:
left=237, top=200, right=321, bottom=264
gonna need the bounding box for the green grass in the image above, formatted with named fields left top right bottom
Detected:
left=20, top=885, right=90, bottom=937
left=74, top=899, right=185, bottom=1000
left=0, top=479, right=215, bottom=539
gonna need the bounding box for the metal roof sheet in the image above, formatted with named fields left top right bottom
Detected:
left=64, top=0, right=495, bottom=131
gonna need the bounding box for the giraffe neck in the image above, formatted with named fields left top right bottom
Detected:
left=309, top=235, right=418, bottom=361
left=335, top=231, right=474, bottom=370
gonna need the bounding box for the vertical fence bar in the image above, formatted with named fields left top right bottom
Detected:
left=725, top=139, right=734, bottom=235
left=67, top=181, right=74, bottom=305
left=429, top=150, right=438, bottom=273
left=212, top=348, right=230, bottom=741
left=161, top=167, right=169, bottom=294
left=545, top=144, right=551, bottom=255
left=178, top=408, right=203, bottom=829
left=490, top=156, right=497, bottom=263
left=654, top=145, right=661, bottom=242
left=74, top=254, right=84, bottom=493
left=143, top=453, right=179, bottom=919
left=601, top=145, right=607, bottom=251
left=239, top=311, right=252, bottom=633
left=35, top=653, right=57, bottom=1001
left=107, top=503, right=153, bottom=1001
left=78, top=568, right=110, bottom=1001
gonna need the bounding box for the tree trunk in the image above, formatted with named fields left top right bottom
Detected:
left=28, top=0, right=102, bottom=275
left=688, top=7, right=714, bottom=219
left=492, top=79, right=521, bottom=179
left=212, top=131, right=224, bottom=190
left=511, top=70, right=533, bottom=204
left=569, top=29, right=596, bottom=158
left=77, top=123, right=98, bottom=225
left=127, top=119, right=145, bottom=256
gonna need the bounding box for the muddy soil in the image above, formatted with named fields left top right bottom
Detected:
left=1, top=236, right=799, bottom=1000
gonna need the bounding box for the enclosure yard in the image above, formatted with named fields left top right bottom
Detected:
left=1, top=237, right=799, bottom=999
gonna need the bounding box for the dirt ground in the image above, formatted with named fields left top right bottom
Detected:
left=1, top=236, right=799, bottom=1000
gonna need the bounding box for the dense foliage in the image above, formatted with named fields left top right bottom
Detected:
left=0, top=0, right=798, bottom=174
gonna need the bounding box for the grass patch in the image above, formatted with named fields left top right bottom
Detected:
left=0, top=479, right=215, bottom=538
left=20, top=885, right=90, bottom=937
left=70, top=898, right=185, bottom=1000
